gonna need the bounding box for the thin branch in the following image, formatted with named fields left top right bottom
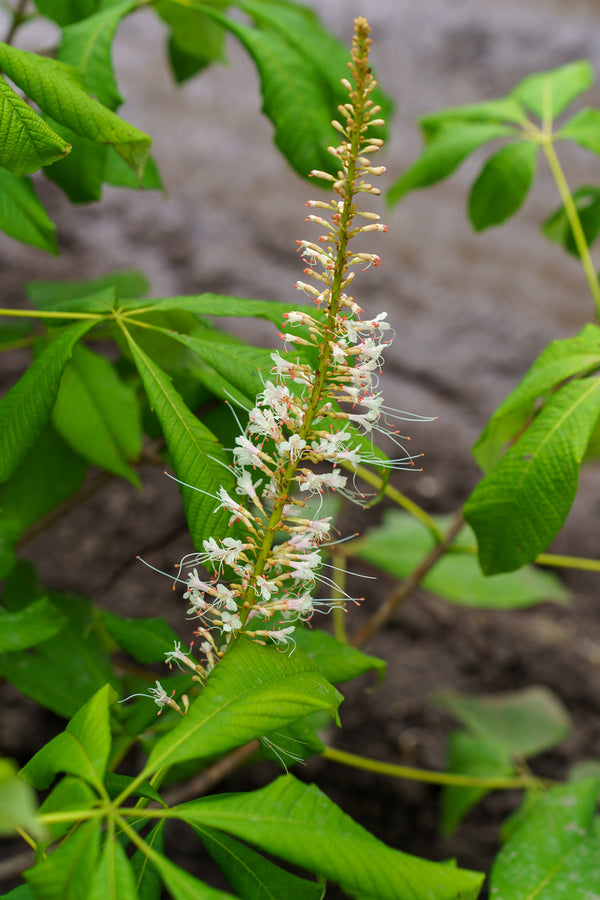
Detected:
left=161, top=741, right=259, bottom=806
left=351, top=510, right=465, bottom=648
left=321, top=745, right=553, bottom=791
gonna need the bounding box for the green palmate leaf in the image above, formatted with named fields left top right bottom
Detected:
left=558, top=106, right=600, bottom=155
left=1, top=887, right=35, bottom=899
left=354, top=512, right=568, bottom=609
left=418, top=97, right=526, bottom=139
left=0, top=592, right=118, bottom=717
left=468, top=140, right=539, bottom=230
left=52, top=343, right=142, bottom=484
left=122, top=293, right=302, bottom=325
left=542, top=185, right=600, bottom=257
left=101, top=611, right=180, bottom=664
left=387, top=121, right=516, bottom=205
left=512, top=60, right=594, bottom=121
left=125, top=332, right=234, bottom=546
left=104, top=146, right=163, bottom=189
left=42, top=119, right=106, bottom=203
left=197, top=825, right=325, bottom=900
left=25, top=819, right=101, bottom=900
left=465, top=376, right=600, bottom=573
left=33, top=0, right=99, bottom=26
left=490, top=779, right=600, bottom=899
left=0, top=168, right=57, bottom=254
left=0, top=43, right=151, bottom=178
left=149, top=327, right=272, bottom=407
left=435, top=686, right=571, bottom=758
left=144, top=639, right=342, bottom=776
left=21, top=684, right=115, bottom=792
left=0, top=319, right=97, bottom=484
left=88, top=839, right=139, bottom=900
left=0, top=424, right=88, bottom=577
left=58, top=0, right=138, bottom=111
left=148, top=851, right=237, bottom=900
left=293, top=627, right=386, bottom=684
left=236, top=0, right=390, bottom=133
left=473, top=323, right=600, bottom=471
left=0, top=76, right=70, bottom=176
left=38, top=776, right=97, bottom=841
left=131, top=821, right=164, bottom=900
left=27, top=270, right=148, bottom=307
left=104, top=773, right=164, bottom=805
left=440, top=732, right=514, bottom=837
left=172, top=775, right=484, bottom=900
left=0, top=758, right=41, bottom=839
left=189, top=3, right=338, bottom=178
left=0, top=597, right=66, bottom=651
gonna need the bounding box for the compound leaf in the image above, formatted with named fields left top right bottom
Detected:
left=435, top=686, right=571, bottom=758
left=0, top=76, right=70, bottom=176
left=473, top=323, right=600, bottom=471
left=542, top=185, right=600, bottom=256
left=0, top=598, right=66, bottom=651
left=173, top=775, right=484, bottom=900
left=190, top=3, right=338, bottom=178
left=512, top=60, right=594, bottom=120
left=0, top=320, right=97, bottom=483
left=196, top=825, right=324, bottom=900
left=465, top=377, right=600, bottom=573
left=144, top=639, right=341, bottom=776
left=88, top=839, right=139, bottom=900
left=388, top=121, right=515, bottom=205
left=0, top=43, right=151, bottom=178
left=440, top=732, right=514, bottom=837
left=122, top=293, right=298, bottom=325
left=468, top=140, right=538, bottom=230
left=354, top=512, right=567, bottom=609
left=52, top=343, right=141, bottom=484
left=58, top=0, right=138, bottom=111
left=490, top=779, right=600, bottom=899
left=21, top=684, right=115, bottom=792
left=0, top=592, right=118, bottom=717
left=558, top=106, right=600, bottom=156
left=0, top=168, right=58, bottom=253
left=25, top=819, right=101, bottom=900
left=124, top=331, right=234, bottom=546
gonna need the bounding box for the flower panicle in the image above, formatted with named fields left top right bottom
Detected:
left=126, top=19, right=434, bottom=712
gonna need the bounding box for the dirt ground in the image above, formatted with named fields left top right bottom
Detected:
left=2, top=0, right=600, bottom=895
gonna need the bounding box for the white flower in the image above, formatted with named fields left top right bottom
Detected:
left=215, top=583, right=239, bottom=611
left=220, top=611, right=242, bottom=633
left=279, top=434, right=307, bottom=462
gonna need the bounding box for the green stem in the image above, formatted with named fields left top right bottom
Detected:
left=321, top=745, right=551, bottom=790
left=342, top=461, right=442, bottom=541
left=456, top=542, right=600, bottom=573
left=536, top=551, right=600, bottom=572
left=542, top=140, right=600, bottom=317
left=0, top=308, right=102, bottom=321
left=351, top=511, right=465, bottom=648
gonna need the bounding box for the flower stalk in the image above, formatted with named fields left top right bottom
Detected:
left=134, top=17, right=434, bottom=712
